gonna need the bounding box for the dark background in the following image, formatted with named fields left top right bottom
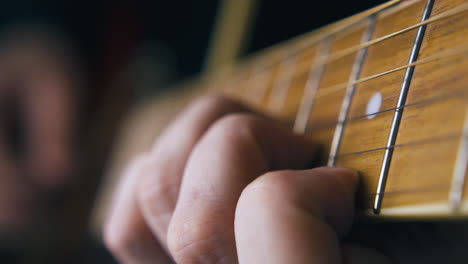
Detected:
left=1, top=0, right=388, bottom=83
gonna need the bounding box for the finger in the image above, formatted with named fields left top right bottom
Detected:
left=235, top=167, right=359, bottom=264
left=167, top=113, right=316, bottom=263
left=135, top=95, right=250, bottom=246
left=104, top=155, right=173, bottom=263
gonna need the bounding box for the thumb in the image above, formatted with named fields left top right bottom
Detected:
left=235, top=166, right=358, bottom=264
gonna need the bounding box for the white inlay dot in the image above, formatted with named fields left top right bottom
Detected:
left=366, top=92, right=382, bottom=119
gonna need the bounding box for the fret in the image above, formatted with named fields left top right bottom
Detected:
left=449, top=108, right=468, bottom=211
left=305, top=21, right=370, bottom=162
left=327, top=15, right=377, bottom=166
left=293, top=38, right=331, bottom=134
left=282, top=48, right=318, bottom=120
left=381, top=0, right=468, bottom=213
left=308, top=27, right=367, bottom=126
left=404, top=0, right=468, bottom=102
left=372, top=0, right=435, bottom=214
left=314, top=1, right=468, bottom=74
left=345, top=0, right=428, bottom=114
left=382, top=96, right=466, bottom=208
left=333, top=0, right=428, bottom=209
left=233, top=1, right=402, bottom=80
left=267, top=54, right=297, bottom=117
left=288, top=0, right=402, bottom=59
left=338, top=111, right=394, bottom=155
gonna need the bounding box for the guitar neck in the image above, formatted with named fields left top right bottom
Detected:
left=187, top=0, right=468, bottom=218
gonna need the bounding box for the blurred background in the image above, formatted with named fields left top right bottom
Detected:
left=0, top=0, right=386, bottom=263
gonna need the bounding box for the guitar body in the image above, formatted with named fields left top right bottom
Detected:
left=95, top=0, right=468, bottom=262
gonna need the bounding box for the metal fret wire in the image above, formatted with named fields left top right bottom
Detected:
left=309, top=89, right=468, bottom=142
left=295, top=2, right=468, bottom=71
left=449, top=108, right=468, bottom=211
left=328, top=15, right=377, bottom=166
left=293, top=38, right=331, bottom=134
left=373, top=0, right=435, bottom=214
left=234, top=2, right=468, bottom=109
left=315, top=44, right=468, bottom=99
left=237, top=1, right=468, bottom=91
left=267, top=54, right=297, bottom=114
left=336, top=131, right=463, bottom=159
left=327, top=131, right=464, bottom=196
left=236, top=0, right=402, bottom=75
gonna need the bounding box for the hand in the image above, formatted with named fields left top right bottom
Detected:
left=0, top=26, right=76, bottom=236
left=104, top=95, right=391, bottom=263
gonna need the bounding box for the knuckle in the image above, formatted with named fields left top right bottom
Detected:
left=136, top=164, right=177, bottom=209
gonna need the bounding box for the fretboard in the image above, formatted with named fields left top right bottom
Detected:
left=192, top=0, right=468, bottom=218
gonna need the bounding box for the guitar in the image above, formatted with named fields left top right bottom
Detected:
left=94, top=0, right=468, bottom=261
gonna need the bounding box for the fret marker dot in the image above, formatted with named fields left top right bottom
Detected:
left=366, top=92, right=382, bottom=119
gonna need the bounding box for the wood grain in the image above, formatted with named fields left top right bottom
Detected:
left=381, top=0, right=468, bottom=213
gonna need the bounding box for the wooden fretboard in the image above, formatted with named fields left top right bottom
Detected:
left=179, top=0, right=468, bottom=218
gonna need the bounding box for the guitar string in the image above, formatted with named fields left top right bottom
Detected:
left=341, top=132, right=466, bottom=196
left=232, top=43, right=468, bottom=121
left=228, top=2, right=468, bottom=93
left=348, top=89, right=468, bottom=121
left=313, top=38, right=468, bottom=141
left=267, top=54, right=297, bottom=114
left=310, top=132, right=466, bottom=196
left=226, top=13, right=468, bottom=114
left=310, top=2, right=468, bottom=68
left=314, top=44, right=468, bottom=99
left=293, top=37, right=331, bottom=134
left=363, top=184, right=451, bottom=196
left=306, top=89, right=468, bottom=140
left=335, top=131, right=462, bottom=159
left=222, top=2, right=468, bottom=156
left=328, top=14, right=377, bottom=166
left=235, top=0, right=402, bottom=75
